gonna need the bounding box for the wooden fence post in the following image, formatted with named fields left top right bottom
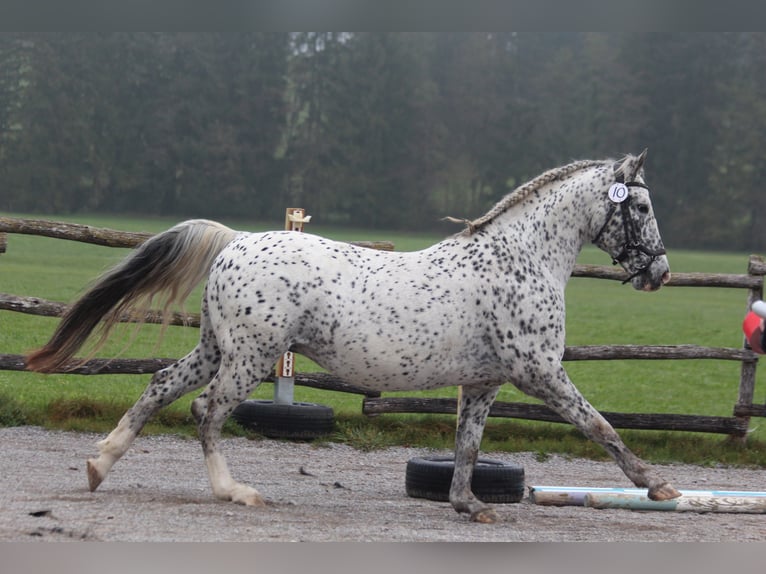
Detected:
left=733, top=255, right=766, bottom=441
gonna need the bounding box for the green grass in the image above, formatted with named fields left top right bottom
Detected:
left=1, top=211, right=766, bottom=466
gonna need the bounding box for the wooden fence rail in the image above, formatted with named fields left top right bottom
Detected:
left=0, top=217, right=395, bottom=252
left=361, top=397, right=750, bottom=435
left=1, top=216, right=765, bottom=439
left=0, top=353, right=379, bottom=397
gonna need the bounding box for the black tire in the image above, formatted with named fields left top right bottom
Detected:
left=405, top=456, right=525, bottom=503
left=230, top=400, right=335, bottom=440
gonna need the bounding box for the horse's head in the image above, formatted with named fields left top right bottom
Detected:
left=592, top=149, right=671, bottom=291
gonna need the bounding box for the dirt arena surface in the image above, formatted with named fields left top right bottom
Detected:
left=1, top=426, right=765, bottom=542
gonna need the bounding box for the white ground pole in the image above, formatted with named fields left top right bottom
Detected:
left=273, top=208, right=311, bottom=405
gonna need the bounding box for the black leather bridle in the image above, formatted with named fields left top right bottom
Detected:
left=592, top=176, right=667, bottom=284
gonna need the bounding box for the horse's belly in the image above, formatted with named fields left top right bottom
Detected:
left=292, top=338, right=500, bottom=392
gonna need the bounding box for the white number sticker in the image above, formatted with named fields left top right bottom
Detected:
left=608, top=183, right=629, bottom=203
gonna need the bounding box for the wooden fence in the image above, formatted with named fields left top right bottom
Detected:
left=1, top=216, right=765, bottom=440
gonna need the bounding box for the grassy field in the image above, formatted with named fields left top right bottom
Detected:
left=1, top=212, right=765, bottom=466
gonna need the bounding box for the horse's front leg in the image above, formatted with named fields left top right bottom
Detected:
left=517, top=364, right=681, bottom=501
left=450, top=384, right=501, bottom=523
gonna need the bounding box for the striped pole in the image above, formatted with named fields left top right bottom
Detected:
left=584, top=492, right=766, bottom=513
left=529, top=485, right=766, bottom=513
left=273, top=208, right=311, bottom=405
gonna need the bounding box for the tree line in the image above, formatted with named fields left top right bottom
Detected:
left=0, top=33, right=764, bottom=250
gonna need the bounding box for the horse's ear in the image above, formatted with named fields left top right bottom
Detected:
left=613, top=156, right=631, bottom=180
left=635, top=148, right=648, bottom=171
left=631, top=148, right=648, bottom=181
left=614, top=149, right=648, bottom=181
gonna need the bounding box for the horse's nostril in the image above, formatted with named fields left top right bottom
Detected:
left=662, top=271, right=671, bottom=284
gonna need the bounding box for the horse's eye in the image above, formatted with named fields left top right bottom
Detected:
left=636, top=204, right=650, bottom=215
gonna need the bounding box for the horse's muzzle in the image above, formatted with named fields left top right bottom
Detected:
left=637, top=260, right=671, bottom=292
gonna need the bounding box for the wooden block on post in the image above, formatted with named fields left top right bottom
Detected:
left=284, top=207, right=311, bottom=232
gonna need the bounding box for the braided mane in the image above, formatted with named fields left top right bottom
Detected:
left=452, top=159, right=608, bottom=235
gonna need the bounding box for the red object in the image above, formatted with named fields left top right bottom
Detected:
left=743, top=311, right=764, bottom=354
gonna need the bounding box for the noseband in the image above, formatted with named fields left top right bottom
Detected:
left=592, top=176, right=667, bottom=284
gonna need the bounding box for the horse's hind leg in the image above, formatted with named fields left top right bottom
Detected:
left=190, top=357, right=270, bottom=506
left=450, top=384, right=501, bottom=523
left=518, top=365, right=681, bottom=501
left=87, top=322, right=221, bottom=491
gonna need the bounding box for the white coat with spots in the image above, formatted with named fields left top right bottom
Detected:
left=27, top=151, right=679, bottom=523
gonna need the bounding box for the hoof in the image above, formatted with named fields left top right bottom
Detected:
left=648, top=482, right=682, bottom=501
left=229, top=484, right=266, bottom=507
left=86, top=459, right=104, bottom=492
left=470, top=508, right=499, bottom=524
left=241, top=495, right=266, bottom=507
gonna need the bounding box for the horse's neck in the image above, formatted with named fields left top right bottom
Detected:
left=493, top=177, right=599, bottom=283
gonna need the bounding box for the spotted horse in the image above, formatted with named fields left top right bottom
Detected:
left=26, top=150, right=680, bottom=523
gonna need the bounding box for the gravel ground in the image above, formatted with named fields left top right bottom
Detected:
left=1, top=426, right=765, bottom=542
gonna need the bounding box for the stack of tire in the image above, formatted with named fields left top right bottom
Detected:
left=231, top=400, right=335, bottom=440
left=405, top=456, right=525, bottom=503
